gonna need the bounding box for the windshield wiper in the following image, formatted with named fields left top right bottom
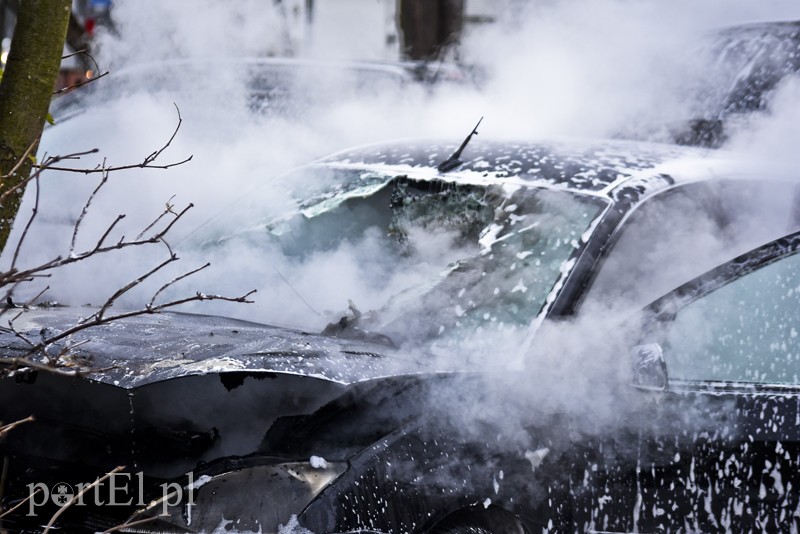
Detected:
left=437, top=116, right=483, bottom=173
left=321, top=300, right=397, bottom=348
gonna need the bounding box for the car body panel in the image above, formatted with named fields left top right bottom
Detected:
left=3, top=138, right=800, bottom=532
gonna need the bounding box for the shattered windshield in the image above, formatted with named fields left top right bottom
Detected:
left=250, top=166, right=608, bottom=345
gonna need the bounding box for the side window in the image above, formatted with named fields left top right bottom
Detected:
left=582, top=180, right=800, bottom=314
left=662, top=252, right=800, bottom=385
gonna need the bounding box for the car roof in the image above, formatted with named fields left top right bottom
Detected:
left=315, top=138, right=722, bottom=199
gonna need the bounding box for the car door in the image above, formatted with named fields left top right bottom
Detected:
left=630, top=231, right=800, bottom=532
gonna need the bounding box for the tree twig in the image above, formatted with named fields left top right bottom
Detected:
left=0, top=484, right=43, bottom=519
left=54, top=49, right=108, bottom=95
left=42, top=466, right=126, bottom=534
left=0, top=415, right=34, bottom=438
left=0, top=356, right=78, bottom=376
left=38, top=104, right=192, bottom=174
left=61, top=48, right=102, bottom=74
left=0, top=148, right=99, bottom=204
left=0, top=202, right=195, bottom=290
left=144, top=103, right=183, bottom=165
left=52, top=70, right=109, bottom=96
left=10, top=174, right=41, bottom=273
left=0, top=136, right=39, bottom=180
left=136, top=195, right=175, bottom=240
left=92, top=256, right=179, bottom=322
left=23, top=288, right=256, bottom=359
left=70, top=170, right=109, bottom=255
left=43, top=155, right=193, bottom=174
left=148, top=262, right=210, bottom=308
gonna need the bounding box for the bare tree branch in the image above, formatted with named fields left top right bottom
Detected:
left=0, top=136, right=39, bottom=180
left=94, top=214, right=126, bottom=251
left=148, top=262, right=210, bottom=308
left=38, top=104, right=192, bottom=174
left=136, top=195, right=175, bottom=240
left=54, top=49, right=108, bottom=95
left=0, top=107, right=254, bottom=377
left=43, top=155, right=194, bottom=174
left=0, top=482, right=42, bottom=519
left=0, top=201, right=194, bottom=290
left=5, top=318, right=35, bottom=348
left=22, top=288, right=256, bottom=359
left=52, top=70, right=109, bottom=96
left=145, top=103, right=183, bottom=164
left=61, top=48, right=88, bottom=60
left=23, top=285, right=50, bottom=308
left=92, top=256, right=178, bottom=322
left=62, top=48, right=102, bottom=74
left=0, top=148, right=99, bottom=205
left=70, top=169, right=109, bottom=255
left=9, top=173, right=40, bottom=272
left=0, top=415, right=34, bottom=438
left=0, top=356, right=79, bottom=376
left=42, top=466, right=126, bottom=534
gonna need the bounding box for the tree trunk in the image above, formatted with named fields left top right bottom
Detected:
left=0, top=0, right=71, bottom=252
left=398, top=0, right=464, bottom=61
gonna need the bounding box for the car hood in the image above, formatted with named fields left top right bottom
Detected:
left=0, top=307, right=426, bottom=388
left=0, top=308, right=442, bottom=480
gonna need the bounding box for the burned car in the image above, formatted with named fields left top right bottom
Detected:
left=1, top=135, right=800, bottom=533
left=658, top=19, right=800, bottom=148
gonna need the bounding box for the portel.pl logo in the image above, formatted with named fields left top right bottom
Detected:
left=26, top=472, right=196, bottom=516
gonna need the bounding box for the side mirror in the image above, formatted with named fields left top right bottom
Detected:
left=631, top=343, right=668, bottom=390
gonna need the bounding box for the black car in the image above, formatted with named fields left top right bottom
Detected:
left=653, top=19, right=800, bottom=148
left=1, top=137, right=799, bottom=533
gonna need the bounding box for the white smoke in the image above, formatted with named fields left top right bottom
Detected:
left=5, top=0, right=800, bottom=448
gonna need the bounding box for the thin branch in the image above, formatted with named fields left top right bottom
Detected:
left=0, top=281, right=26, bottom=320
left=70, top=171, right=109, bottom=255
left=148, top=262, right=210, bottom=307
left=136, top=196, right=175, bottom=240
left=54, top=49, right=107, bottom=95
left=94, top=214, right=126, bottom=251
left=0, top=148, right=99, bottom=205
left=61, top=48, right=87, bottom=60
left=52, top=70, right=109, bottom=96
left=144, top=103, right=182, bottom=164
left=38, top=104, right=192, bottom=174
left=0, top=357, right=78, bottom=376
left=21, top=288, right=256, bottom=359
left=0, top=136, right=39, bottom=179
left=43, top=154, right=193, bottom=174
left=146, top=289, right=257, bottom=311
left=23, top=285, right=50, bottom=307
left=44, top=338, right=90, bottom=366
left=0, top=203, right=195, bottom=289
left=42, top=466, right=126, bottom=534
left=93, top=256, right=178, bottom=322
left=7, top=320, right=35, bottom=348
left=160, top=238, right=175, bottom=257
left=0, top=484, right=43, bottom=519
left=62, top=48, right=102, bottom=73
left=10, top=174, right=40, bottom=272
left=155, top=203, right=193, bottom=239
left=0, top=415, right=34, bottom=438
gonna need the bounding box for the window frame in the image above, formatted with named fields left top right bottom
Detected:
left=639, top=229, right=800, bottom=393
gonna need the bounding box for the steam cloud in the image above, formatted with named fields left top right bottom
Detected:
left=7, top=0, right=800, bottom=486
